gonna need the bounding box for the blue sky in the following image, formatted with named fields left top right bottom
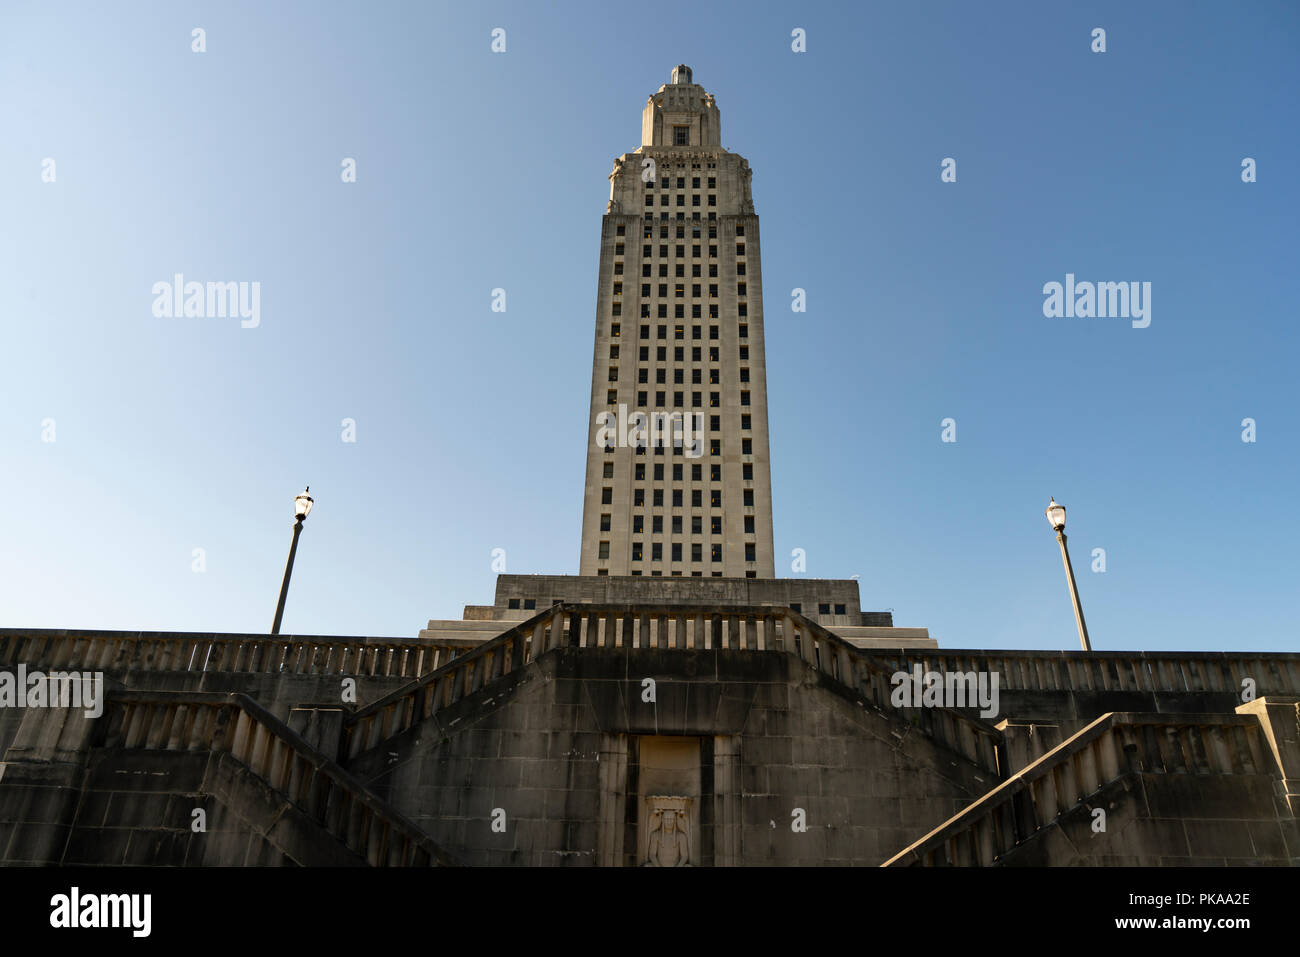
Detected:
left=1, top=1, right=1296, bottom=651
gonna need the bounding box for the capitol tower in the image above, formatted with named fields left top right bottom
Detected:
left=578, top=65, right=775, bottom=579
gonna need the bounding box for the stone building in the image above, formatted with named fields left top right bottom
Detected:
left=0, top=68, right=1296, bottom=867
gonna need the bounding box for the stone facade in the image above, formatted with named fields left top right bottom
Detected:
left=578, top=66, right=775, bottom=578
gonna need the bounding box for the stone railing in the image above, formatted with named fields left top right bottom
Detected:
left=876, top=649, right=1300, bottom=698
left=343, top=603, right=1003, bottom=776
left=0, top=628, right=463, bottom=679
left=881, top=712, right=1270, bottom=867
left=101, top=690, right=458, bottom=866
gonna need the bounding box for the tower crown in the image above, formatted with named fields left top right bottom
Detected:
left=642, top=65, right=720, bottom=148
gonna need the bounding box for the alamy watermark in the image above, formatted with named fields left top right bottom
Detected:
left=890, top=666, right=1000, bottom=719
left=1042, top=273, right=1150, bottom=328
left=151, top=274, right=260, bottom=328
left=595, top=405, right=704, bottom=458
left=0, top=666, right=104, bottom=718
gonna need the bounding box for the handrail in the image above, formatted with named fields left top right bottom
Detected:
left=875, top=648, right=1300, bottom=698
left=881, top=711, right=1270, bottom=867
left=0, top=628, right=463, bottom=679
left=101, top=690, right=458, bottom=866
left=342, top=603, right=1005, bottom=777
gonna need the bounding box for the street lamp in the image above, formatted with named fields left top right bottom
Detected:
left=271, top=487, right=314, bottom=635
left=1045, top=497, right=1091, bottom=651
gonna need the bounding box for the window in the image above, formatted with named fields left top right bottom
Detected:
left=673, top=490, right=683, bottom=507
left=743, top=516, right=754, bottom=534
left=711, top=544, right=722, bottom=563
left=603, top=462, right=614, bottom=479
left=640, top=324, right=650, bottom=339
left=608, top=367, right=618, bottom=382
left=638, top=390, right=647, bottom=405
left=602, top=487, right=612, bottom=504
left=736, top=224, right=744, bottom=236
left=634, top=488, right=644, bottom=506
left=657, top=346, right=667, bottom=361
left=737, top=263, right=746, bottom=276
left=739, top=367, right=749, bottom=383
left=600, top=513, right=611, bottom=531
left=819, top=603, right=831, bottom=615
left=692, top=177, right=700, bottom=188
left=692, top=516, right=703, bottom=534
left=709, top=392, right=719, bottom=407
left=612, top=323, right=621, bottom=337
left=711, top=440, right=720, bottom=456
left=653, top=463, right=664, bottom=480
left=653, top=515, right=663, bottom=533
left=739, top=324, right=748, bottom=338
left=710, top=489, right=721, bottom=507
left=524, top=598, right=536, bottom=610
left=790, top=602, right=801, bottom=613
left=707, top=177, right=716, bottom=189
left=607, top=390, right=617, bottom=404
left=692, top=392, right=701, bottom=407
left=508, top=598, right=520, bottom=609
left=743, top=463, right=753, bottom=480
left=743, top=490, right=754, bottom=507
left=658, top=325, right=667, bottom=339
left=736, top=244, right=745, bottom=257
left=635, top=463, right=645, bottom=480
left=633, top=515, right=643, bottom=533
left=835, top=604, right=846, bottom=615
left=639, top=346, right=649, bottom=361
left=652, top=542, right=663, bottom=561
left=742, top=438, right=752, bottom=454
left=614, top=262, right=624, bottom=275
left=638, top=369, right=648, bottom=383
left=692, top=464, right=702, bottom=481
left=741, top=414, right=751, bottom=430
left=739, top=345, right=748, bottom=359
left=691, top=490, right=702, bottom=507
left=653, top=489, right=663, bottom=507
left=599, top=541, right=610, bottom=559
left=745, top=544, right=756, bottom=562
left=671, top=543, right=682, bottom=562
left=711, top=516, right=722, bottom=535
left=617, top=224, right=626, bottom=235
left=741, top=391, right=750, bottom=406
left=673, top=126, right=689, bottom=145
left=610, top=345, right=620, bottom=359
left=672, top=464, right=683, bottom=480
left=691, top=543, right=703, bottom=562
left=672, top=515, right=682, bottom=533
left=709, top=325, right=718, bottom=339
left=632, top=541, right=643, bottom=561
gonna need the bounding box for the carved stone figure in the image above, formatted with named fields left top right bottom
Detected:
left=643, top=798, right=691, bottom=866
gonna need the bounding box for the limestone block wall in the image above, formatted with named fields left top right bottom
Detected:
left=346, top=646, right=993, bottom=866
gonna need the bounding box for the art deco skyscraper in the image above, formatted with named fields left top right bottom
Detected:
left=579, top=66, right=775, bottom=578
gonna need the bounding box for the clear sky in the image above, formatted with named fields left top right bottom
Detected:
left=1, top=1, right=1296, bottom=652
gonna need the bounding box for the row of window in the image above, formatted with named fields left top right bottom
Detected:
left=614, top=244, right=745, bottom=262
left=600, top=487, right=758, bottom=508
left=647, top=194, right=718, bottom=208
left=614, top=282, right=749, bottom=298
left=600, top=390, right=754, bottom=410
left=603, top=542, right=760, bottom=563
left=601, top=514, right=759, bottom=536
left=616, top=302, right=752, bottom=319
left=648, top=176, right=716, bottom=190
left=613, top=223, right=745, bottom=241
left=611, top=345, right=750, bottom=363
left=637, top=323, right=748, bottom=340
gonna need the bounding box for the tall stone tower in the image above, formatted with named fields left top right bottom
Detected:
left=578, top=66, right=776, bottom=579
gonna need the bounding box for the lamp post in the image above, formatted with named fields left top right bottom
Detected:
left=1045, top=497, right=1091, bottom=651
left=271, top=487, right=313, bottom=635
